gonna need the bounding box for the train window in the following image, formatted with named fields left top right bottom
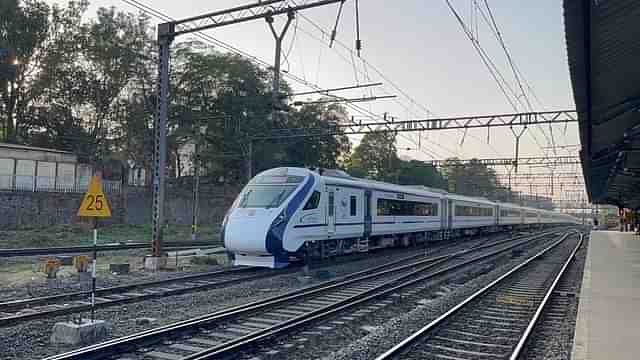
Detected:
left=237, top=185, right=298, bottom=208
left=456, top=205, right=493, bottom=217
left=500, top=209, right=521, bottom=217
left=303, top=191, right=321, bottom=210
left=527, top=212, right=538, bottom=218
left=328, top=192, right=335, bottom=216
left=376, top=198, right=438, bottom=216
left=350, top=196, right=357, bottom=216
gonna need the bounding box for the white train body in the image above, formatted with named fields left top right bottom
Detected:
left=222, top=167, right=580, bottom=268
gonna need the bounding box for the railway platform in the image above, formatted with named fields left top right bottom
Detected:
left=572, top=231, right=640, bottom=360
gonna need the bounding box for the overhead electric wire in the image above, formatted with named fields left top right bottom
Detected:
left=120, top=0, right=385, bottom=125
left=474, top=0, right=559, bottom=157
left=293, top=11, right=510, bottom=159
left=120, top=0, right=447, bottom=161
left=444, top=0, right=553, bottom=161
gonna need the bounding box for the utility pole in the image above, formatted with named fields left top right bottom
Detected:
left=267, top=11, right=295, bottom=116
left=245, top=139, right=253, bottom=181
left=150, top=22, right=174, bottom=263
left=191, top=123, right=206, bottom=242
left=510, top=126, right=527, bottom=173
left=149, top=1, right=345, bottom=264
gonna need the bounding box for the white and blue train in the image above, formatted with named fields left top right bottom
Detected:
left=222, top=167, right=579, bottom=268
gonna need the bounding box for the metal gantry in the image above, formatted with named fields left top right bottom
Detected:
left=424, top=156, right=581, bottom=168
left=151, top=0, right=346, bottom=257
left=249, top=110, right=578, bottom=139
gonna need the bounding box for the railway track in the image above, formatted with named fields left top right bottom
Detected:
left=0, top=241, right=224, bottom=258
left=518, top=232, right=589, bottom=360
left=374, top=231, right=583, bottom=360
left=0, top=231, right=532, bottom=327
left=43, top=229, right=566, bottom=360
left=0, top=266, right=274, bottom=327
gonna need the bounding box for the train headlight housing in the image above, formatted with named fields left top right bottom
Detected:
left=273, top=211, right=286, bottom=227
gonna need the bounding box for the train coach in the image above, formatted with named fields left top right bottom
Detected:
left=222, top=167, right=579, bottom=268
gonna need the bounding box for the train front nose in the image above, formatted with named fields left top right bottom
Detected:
left=224, top=208, right=273, bottom=253
left=223, top=208, right=286, bottom=268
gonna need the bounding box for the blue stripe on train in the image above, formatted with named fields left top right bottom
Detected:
left=265, top=174, right=315, bottom=266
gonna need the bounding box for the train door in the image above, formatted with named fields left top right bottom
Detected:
left=441, top=198, right=447, bottom=230
left=447, top=199, right=453, bottom=229
left=326, top=186, right=337, bottom=235
left=364, top=190, right=372, bottom=238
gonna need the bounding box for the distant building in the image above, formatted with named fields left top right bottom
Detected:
left=176, top=141, right=196, bottom=178
left=0, top=142, right=120, bottom=192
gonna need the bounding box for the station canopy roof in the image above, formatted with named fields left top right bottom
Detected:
left=564, top=0, right=640, bottom=209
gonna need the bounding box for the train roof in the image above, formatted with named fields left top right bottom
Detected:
left=318, top=169, right=446, bottom=199
left=443, top=193, right=496, bottom=206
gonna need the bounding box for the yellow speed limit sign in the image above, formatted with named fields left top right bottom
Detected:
left=77, top=175, right=112, bottom=217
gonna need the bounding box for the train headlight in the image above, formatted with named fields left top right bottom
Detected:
left=273, top=211, right=286, bottom=227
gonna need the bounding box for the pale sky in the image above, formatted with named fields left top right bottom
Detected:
left=46, top=0, right=583, bottom=198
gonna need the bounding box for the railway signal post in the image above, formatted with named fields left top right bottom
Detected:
left=77, top=175, right=112, bottom=322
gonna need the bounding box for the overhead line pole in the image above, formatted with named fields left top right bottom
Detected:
left=151, top=0, right=345, bottom=260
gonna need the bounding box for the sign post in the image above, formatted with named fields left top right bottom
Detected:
left=77, top=175, right=111, bottom=322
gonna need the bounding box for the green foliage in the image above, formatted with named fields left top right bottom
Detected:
left=347, top=132, right=399, bottom=181
left=0, top=1, right=352, bottom=182
left=396, top=160, right=447, bottom=189
left=168, top=44, right=351, bottom=182
left=268, top=102, right=351, bottom=171
left=345, top=133, right=446, bottom=189
left=0, top=0, right=50, bottom=142
left=439, top=157, right=516, bottom=200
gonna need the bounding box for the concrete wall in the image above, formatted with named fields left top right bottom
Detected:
left=0, top=185, right=240, bottom=230
left=123, top=186, right=239, bottom=226
left=0, top=190, right=124, bottom=229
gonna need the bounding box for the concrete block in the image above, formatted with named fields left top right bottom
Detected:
left=167, top=249, right=200, bottom=257
left=50, top=319, right=110, bottom=345
left=144, top=256, right=167, bottom=271
left=163, top=256, right=181, bottom=270
left=129, top=256, right=144, bottom=270
left=109, top=263, right=130, bottom=274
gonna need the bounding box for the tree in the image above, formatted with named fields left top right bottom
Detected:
left=0, top=0, right=154, bottom=169
left=396, top=159, right=447, bottom=189
left=439, top=158, right=515, bottom=199
left=0, top=0, right=50, bottom=142
left=347, top=131, right=399, bottom=181
left=275, top=102, right=351, bottom=170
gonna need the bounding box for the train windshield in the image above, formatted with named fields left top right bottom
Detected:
left=237, top=184, right=299, bottom=209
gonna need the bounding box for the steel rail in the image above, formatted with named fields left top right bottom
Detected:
left=0, top=241, right=224, bottom=257
left=183, top=232, right=570, bottom=359
left=0, top=246, right=437, bottom=327
left=0, top=231, right=529, bottom=326
left=509, top=232, right=584, bottom=359
left=373, top=232, right=580, bottom=360
left=43, top=230, right=562, bottom=360
left=0, top=266, right=260, bottom=313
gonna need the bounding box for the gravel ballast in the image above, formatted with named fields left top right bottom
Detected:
left=0, top=233, right=513, bottom=360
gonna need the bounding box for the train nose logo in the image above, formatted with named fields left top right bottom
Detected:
left=246, top=209, right=256, bottom=216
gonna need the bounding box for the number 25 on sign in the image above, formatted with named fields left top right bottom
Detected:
left=77, top=176, right=112, bottom=217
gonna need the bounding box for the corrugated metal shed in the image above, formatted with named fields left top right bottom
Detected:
left=564, top=0, right=640, bottom=209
